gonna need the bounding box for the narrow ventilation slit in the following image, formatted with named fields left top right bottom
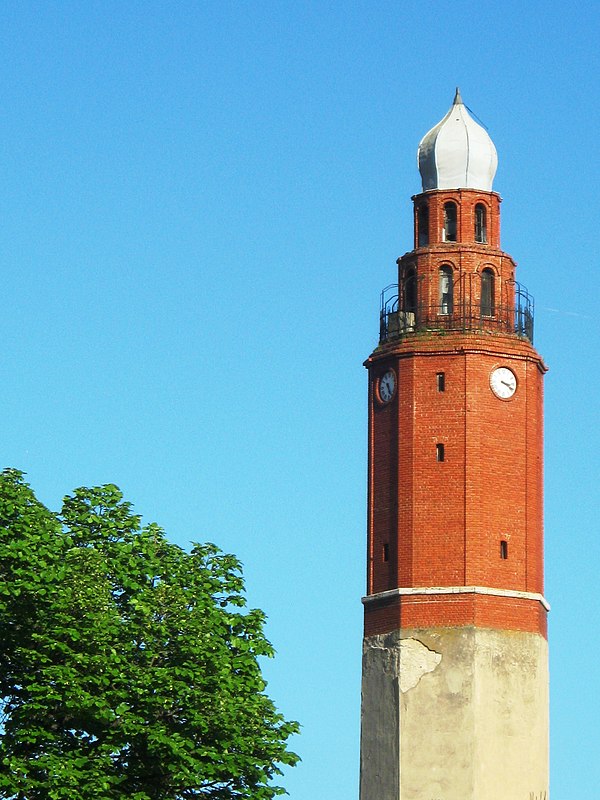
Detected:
left=500, top=540, right=508, bottom=559
left=436, top=372, right=445, bottom=392
left=383, top=543, right=389, bottom=562
left=436, top=443, right=445, bottom=462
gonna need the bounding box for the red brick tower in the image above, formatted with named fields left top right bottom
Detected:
left=359, top=91, right=549, bottom=800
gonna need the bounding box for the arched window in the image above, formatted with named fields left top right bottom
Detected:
left=403, top=267, right=417, bottom=313
left=439, top=266, right=453, bottom=315
left=443, top=202, right=457, bottom=242
left=475, top=203, right=487, bottom=243
left=481, top=268, right=495, bottom=316
left=417, top=203, right=429, bottom=247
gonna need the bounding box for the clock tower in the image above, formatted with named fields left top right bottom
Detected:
left=359, top=91, right=549, bottom=800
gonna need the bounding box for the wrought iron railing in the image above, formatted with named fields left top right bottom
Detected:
left=379, top=281, right=534, bottom=343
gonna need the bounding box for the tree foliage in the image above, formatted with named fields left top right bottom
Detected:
left=0, top=469, right=298, bottom=799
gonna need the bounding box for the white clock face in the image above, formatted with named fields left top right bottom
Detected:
left=378, top=370, right=396, bottom=403
left=490, top=366, right=517, bottom=399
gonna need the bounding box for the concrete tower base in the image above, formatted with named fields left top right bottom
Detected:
left=359, top=627, right=549, bottom=800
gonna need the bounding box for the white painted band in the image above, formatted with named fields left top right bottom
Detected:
left=361, top=585, right=551, bottom=612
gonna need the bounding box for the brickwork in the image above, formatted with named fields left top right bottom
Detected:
left=413, top=189, right=502, bottom=249
left=363, top=592, right=548, bottom=637
left=365, top=188, right=547, bottom=638
left=403, top=189, right=516, bottom=322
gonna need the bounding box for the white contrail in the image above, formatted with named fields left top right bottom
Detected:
left=542, top=307, right=591, bottom=319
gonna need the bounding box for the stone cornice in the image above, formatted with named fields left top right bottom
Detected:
left=362, top=585, right=551, bottom=612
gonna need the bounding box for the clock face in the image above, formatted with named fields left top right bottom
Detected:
left=377, top=370, right=396, bottom=404
left=490, top=366, right=517, bottom=399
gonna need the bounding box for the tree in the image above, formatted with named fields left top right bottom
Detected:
left=0, top=469, right=298, bottom=800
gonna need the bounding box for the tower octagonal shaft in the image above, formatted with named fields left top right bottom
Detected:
left=359, top=95, right=549, bottom=800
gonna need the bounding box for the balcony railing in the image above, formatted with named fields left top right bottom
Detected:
left=379, top=282, right=534, bottom=344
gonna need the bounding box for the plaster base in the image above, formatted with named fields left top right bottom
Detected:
left=359, top=627, right=548, bottom=800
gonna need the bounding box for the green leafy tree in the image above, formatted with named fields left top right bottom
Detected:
left=0, top=469, right=298, bottom=799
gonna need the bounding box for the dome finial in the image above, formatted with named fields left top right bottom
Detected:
left=417, top=93, right=498, bottom=191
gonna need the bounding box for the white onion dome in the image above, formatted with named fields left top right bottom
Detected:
left=417, top=89, right=498, bottom=192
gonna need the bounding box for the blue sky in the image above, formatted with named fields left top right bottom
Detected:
left=1, top=2, right=599, bottom=797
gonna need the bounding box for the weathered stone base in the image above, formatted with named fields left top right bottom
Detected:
left=359, top=627, right=548, bottom=800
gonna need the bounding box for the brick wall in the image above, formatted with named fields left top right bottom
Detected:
left=412, top=188, right=502, bottom=249
left=364, top=186, right=547, bottom=639
left=402, top=189, right=516, bottom=318
left=363, top=592, right=548, bottom=638
left=366, top=335, right=546, bottom=628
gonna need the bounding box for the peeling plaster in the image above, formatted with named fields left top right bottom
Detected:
left=399, top=638, right=442, bottom=692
